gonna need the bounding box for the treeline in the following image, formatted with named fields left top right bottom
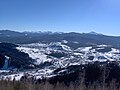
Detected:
left=1, top=61, right=120, bottom=90
left=0, top=76, right=120, bottom=90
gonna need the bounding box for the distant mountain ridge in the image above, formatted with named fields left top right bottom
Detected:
left=87, top=31, right=103, bottom=35
left=0, top=30, right=120, bottom=49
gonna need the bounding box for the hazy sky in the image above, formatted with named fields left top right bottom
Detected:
left=0, top=0, right=120, bottom=35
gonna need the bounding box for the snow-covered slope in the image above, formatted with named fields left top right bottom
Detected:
left=16, top=42, right=120, bottom=67
left=16, top=47, right=52, bottom=65
left=1, top=42, right=120, bottom=81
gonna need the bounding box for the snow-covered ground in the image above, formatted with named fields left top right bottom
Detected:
left=16, top=47, right=52, bottom=65
left=1, top=42, right=120, bottom=81
left=16, top=42, right=120, bottom=65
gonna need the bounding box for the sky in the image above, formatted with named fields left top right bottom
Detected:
left=0, top=0, right=120, bottom=36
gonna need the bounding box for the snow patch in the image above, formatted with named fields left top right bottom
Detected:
left=77, top=47, right=92, bottom=52
left=62, top=40, right=68, bottom=44
left=16, top=47, right=52, bottom=65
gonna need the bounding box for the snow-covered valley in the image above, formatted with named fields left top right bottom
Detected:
left=1, top=41, right=120, bottom=81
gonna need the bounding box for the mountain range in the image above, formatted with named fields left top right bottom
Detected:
left=0, top=30, right=120, bottom=49
left=0, top=30, right=120, bottom=83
